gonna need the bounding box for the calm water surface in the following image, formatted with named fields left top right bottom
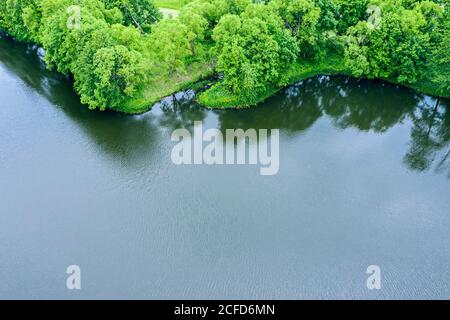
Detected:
left=0, top=37, right=449, bottom=299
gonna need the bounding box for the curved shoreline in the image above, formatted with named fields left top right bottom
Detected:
left=130, top=56, right=449, bottom=114
left=126, top=56, right=450, bottom=115
left=89, top=66, right=450, bottom=115
left=197, top=58, right=450, bottom=110
left=1, top=32, right=447, bottom=115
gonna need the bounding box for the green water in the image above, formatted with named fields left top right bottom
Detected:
left=0, top=37, right=449, bottom=299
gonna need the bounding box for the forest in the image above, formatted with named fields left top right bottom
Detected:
left=0, top=0, right=449, bottom=113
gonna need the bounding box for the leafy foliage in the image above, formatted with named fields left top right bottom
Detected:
left=103, top=0, right=161, bottom=33
left=344, top=0, right=444, bottom=84
left=0, top=0, right=448, bottom=111
left=213, top=4, right=298, bottom=101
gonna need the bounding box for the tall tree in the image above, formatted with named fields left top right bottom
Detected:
left=103, top=0, right=161, bottom=33
left=213, top=3, right=298, bottom=100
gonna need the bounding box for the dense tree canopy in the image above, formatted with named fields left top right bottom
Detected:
left=0, top=0, right=448, bottom=111
left=103, top=0, right=161, bottom=33
left=213, top=4, right=298, bottom=99
left=2, top=0, right=41, bottom=42
left=344, top=0, right=444, bottom=83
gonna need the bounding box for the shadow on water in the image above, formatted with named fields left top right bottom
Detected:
left=1, top=34, right=449, bottom=177
left=155, top=90, right=208, bottom=131
left=0, top=36, right=159, bottom=165
left=213, top=78, right=450, bottom=177
left=404, top=98, right=450, bottom=178
left=215, top=76, right=422, bottom=134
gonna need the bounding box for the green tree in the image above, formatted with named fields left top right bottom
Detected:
left=271, top=0, right=321, bottom=59
left=103, top=0, right=160, bottom=33
left=213, top=3, right=298, bottom=100
left=181, top=0, right=251, bottom=40
left=72, top=24, right=146, bottom=110
left=335, top=0, right=369, bottom=34
left=90, top=45, right=146, bottom=109
left=431, top=18, right=450, bottom=95
left=3, top=0, right=41, bottom=42
left=179, top=6, right=208, bottom=56
left=39, top=0, right=111, bottom=74
left=0, top=1, right=6, bottom=30
left=344, top=1, right=435, bottom=84
left=147, top=19, right=192, bottom=75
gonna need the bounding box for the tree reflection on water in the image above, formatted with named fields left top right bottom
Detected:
left=1, top=36, right=449, bottom=177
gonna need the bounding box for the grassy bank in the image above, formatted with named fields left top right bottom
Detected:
left=198, top=56, right=449, bottom=109
left=115, top=60, right=214, bottom=114
left=122, top=55, right=448, bottom=113
left=2, top=0, right=447, bottom=114
left=197, top=56, right=349, bottom=109
left=107, top=0, right=202, bottom=114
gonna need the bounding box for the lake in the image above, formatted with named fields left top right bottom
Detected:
left=0, top=36, right=449, bottom=299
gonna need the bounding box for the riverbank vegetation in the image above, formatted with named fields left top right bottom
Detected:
left=0, top=0, right=448, bottom=112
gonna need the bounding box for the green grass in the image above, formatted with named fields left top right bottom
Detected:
left=109, top=0, right=201, bottom=114
left=154, top=0, right=191, bottom=10
left=114, top=60, right=214, bottom=114
left=198, top=56, right=349, bottom=109
left=115, top=52, right=448, bottom=113
left=198, top=56, right=449, bottom=109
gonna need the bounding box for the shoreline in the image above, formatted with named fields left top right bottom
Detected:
left=1, top=32, right=447, bottom=115
left=123, top=56, right=450, bottom=115
left=127, top=55, right=449, bottom=114
left=198, top=57, right=450, bottom=110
